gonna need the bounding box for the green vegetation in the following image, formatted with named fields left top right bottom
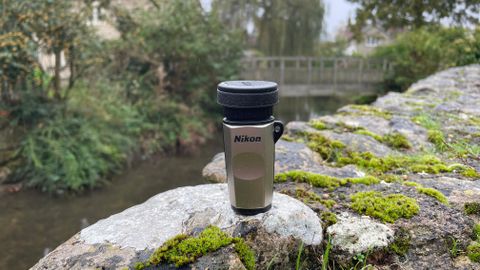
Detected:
left=467, top=242, right=480, bottom=263
left=294, top=188, right=336, bottom=208
left=322, top=236, right=332, bottom=270
left=373, top=27, right=480, bottom=91
left=449, top=237, right=460, bottom=257
left=350, top=191, right=420, bottom=223
left=1, top=1, right=243, bottom=192
left=348, top=0, right=479, bottom=38
left=306, top=133, right=346, bottom=161
left=274, top=170, right=379, bottom=190
left=390, top=229, right=411, bottom=256
left=296, top=241, right=304, bottom=270
left=354, top=129, right=383, bottom=142
left=383, top=132, right=412, bottom=149
left=135, top=226, right=255, bottom=270
left=474, top=224, right=480, bottom=240
left=403, top=181, right=448, bottom=204
left=344, top=105, right=392, bottom=120
left=337, top=151, right=476, bottom=177
left=310, top=120, right=327, bottom=130
left=321, top=211, right=337, bottom=227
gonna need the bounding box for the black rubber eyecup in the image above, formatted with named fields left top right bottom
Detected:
left=217, top=81, right=278, bottom=122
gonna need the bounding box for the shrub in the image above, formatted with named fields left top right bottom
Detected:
left=374, top=27, right=480, bottom=91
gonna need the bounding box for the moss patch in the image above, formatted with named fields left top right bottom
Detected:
left=350, top=191, right=420, bottom=223
left=389, top=228, right=411, bottom=256
left=417, top=187, right=448, bottom=205
left=383, top=132, right=412, bottom=149
left=306, top=133, right=345, bottom=161
left=310, top=120, right=327, bottom=130
left=467, top=242, right=480, bottom=262
left=402, top=181, right=448, bottom=204
left=294, top=188, right=336, bottom=208
left=134, top=226, right=255, bottom=270
left=354, top=129, right=383, bottom=141
left=346, top=105, right=392, bottom=120
left=321, top=211, right=337, bottom=227
left=275, top=170, right=379, bottom=190
left=336, top=151, right=476, bottom=177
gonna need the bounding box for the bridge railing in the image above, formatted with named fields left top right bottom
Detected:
left=240, top=56, right=390, bottom=86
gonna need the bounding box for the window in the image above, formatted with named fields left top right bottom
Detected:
left=366, top=36, right=380, bottom=47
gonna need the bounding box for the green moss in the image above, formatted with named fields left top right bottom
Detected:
left=417, top=187, right=448, bottom=205
left=467, top=242, right=480, bottom=262
left=466, top=203, right=480, bottom=215
left=310, top=120, right=327, bottom=130
left=336, top=151, right=477, bottom=178
left=354, top=129, right=383, bottom=141
left=427, top=130, right=446, bottom=150
left=412, top=114, right=440, bottom=130
left=403, top=181, right=448, bottom=204
left=350, top=191, right=420, bottom=223
left=389, top=228, right=411, bottom=256
left=461, top=167, right=480, bottom=178
left=281, top=134, right=295, bottom=142
left=135, top=226, right=255, bottom=269
left=380, top=174, right=402, bottom=183
left=347, top=105, right=392, bottom=120
left=306, top=133, right=345, bottom=161
left=294, top=188, right=336, bottom=208
left=403, top=181, right=421, bottom=187
left=474, top=224, right=480, bottom=240
left=321, top=211, right=337, bottom=227
left=383, top=132, right=412, bottom=149
left=233, top=238, right=255, bottom=270
left=274, top=170, right=379, bottom=190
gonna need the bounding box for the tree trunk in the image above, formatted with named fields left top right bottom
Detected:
left=54, top=49, right=62, bottom=99
left=68, top=45, right=75, bottom=90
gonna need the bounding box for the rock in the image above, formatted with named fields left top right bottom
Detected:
left=31, top=184, right=322, bottom=270
left=202, top=139, right=363, bottom=183
left=326, top=212, right=394, bottom=263
left=318, top=130, right=395, bottom=157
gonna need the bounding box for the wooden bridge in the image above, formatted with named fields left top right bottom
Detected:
left=240, top=57, right=391, bottom=96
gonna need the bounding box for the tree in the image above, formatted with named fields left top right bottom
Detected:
left=348, top=0, right=480, bottom=40
left=212, top=0, right=325, bottom=56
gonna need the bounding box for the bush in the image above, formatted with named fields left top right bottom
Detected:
left=374, top=27, right=480, bottom=91
left=12, top=82, right=140, bottom=192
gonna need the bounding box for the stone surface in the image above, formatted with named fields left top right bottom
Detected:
left=31, top=184, right=322, bottom=270
left=202, top=139, right=363, bottom=183
left=326, top=212, right=394, bottom=260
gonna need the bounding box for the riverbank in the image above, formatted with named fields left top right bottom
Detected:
left=30, top=65, right=480, bottom=269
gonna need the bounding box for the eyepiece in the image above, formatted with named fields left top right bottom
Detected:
left=217, top=81, right=278, bottom=122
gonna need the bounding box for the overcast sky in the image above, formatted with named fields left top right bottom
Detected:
left=199, top=0, right=357, bottom=40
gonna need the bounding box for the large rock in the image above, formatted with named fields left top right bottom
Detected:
left=31, top=184, right=322, bottom=270
left=326, top=212, right=394, bottom=263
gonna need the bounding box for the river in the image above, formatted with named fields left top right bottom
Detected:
left=0, top=95, right=356, bottom=269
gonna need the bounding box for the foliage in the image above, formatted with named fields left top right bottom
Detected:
left=350, top=191, right=420, bottom=223
left=135, top=226, right=255, bottom=270
left=212, top=0, right=324, bottom=56
left=107, top=0, right=243, bottom=115
left=467, top=242, right=480, bottom=263
left=12, top=82, right=141, bottom=192
left=390, top=228, right=411, bottom=256
left=465, top=203, right=480, bottom=215
left=373, top=27, right=480, bottom=91
left=347, top=0, right=480, bottom=40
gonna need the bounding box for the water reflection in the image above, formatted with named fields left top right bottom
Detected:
left=275, top=95, right=354, bottom=123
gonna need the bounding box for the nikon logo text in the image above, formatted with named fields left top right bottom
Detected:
left=234, top=135, right=261, bottom=143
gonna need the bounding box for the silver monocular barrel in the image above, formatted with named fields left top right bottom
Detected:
left=217, top=81, right=283, bottom=215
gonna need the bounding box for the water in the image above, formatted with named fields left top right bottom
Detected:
left=0, top=95, right=352, bottom=269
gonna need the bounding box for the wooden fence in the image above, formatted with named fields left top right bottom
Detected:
left=240, top=57, right=390, bottom=87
